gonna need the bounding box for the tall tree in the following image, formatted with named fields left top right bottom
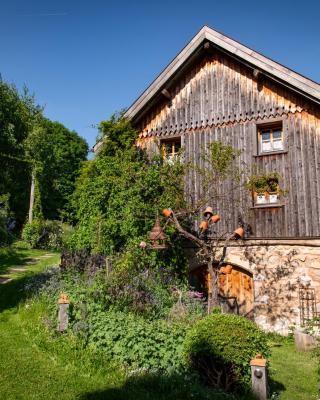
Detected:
left=25, top=119, right=88, bottom=222
left=0, top=82, right=41, bottom=227
left=0, top=78, right=88, bottom=227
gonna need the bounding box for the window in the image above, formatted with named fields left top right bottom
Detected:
left=247, top=172, right=282, bottom=207
left=161, top=138, right=181, bottom=163
left=258, top=124, right=284, bottom=154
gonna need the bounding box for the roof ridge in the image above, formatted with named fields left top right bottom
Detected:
left=203, top=26, right=320, bottom=91
left=124, top=26, right=320, bottom=121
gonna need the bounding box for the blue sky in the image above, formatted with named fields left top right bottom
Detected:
left=1, top=0, right=319, bottom=149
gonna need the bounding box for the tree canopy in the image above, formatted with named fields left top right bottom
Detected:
left=0, top=82, right=41, bottom=226
left=25, top=119, right=88, bottom=221
left=70, top=115, right=185, bottom=256
left=0, top=79, right=88, bottom=230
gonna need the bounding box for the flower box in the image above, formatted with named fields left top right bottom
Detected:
left=256, top=193, right=267, bottom=204
left=269, top=193, right=279, bottom=204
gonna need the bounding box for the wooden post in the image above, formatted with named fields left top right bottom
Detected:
left=28, top=171, right=35, bottom=223
left=250, top=354, right=268, bottom=400
left=58, top=293, right=70, bottom=332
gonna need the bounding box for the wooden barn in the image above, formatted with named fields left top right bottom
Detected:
left=107, top=26, right=320, bottom=333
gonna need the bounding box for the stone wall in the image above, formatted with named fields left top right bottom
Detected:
left=224, top=240, right=320, bottom=335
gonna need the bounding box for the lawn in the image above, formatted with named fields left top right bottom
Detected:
left=269, top=340, right=318, bottom=400
left=0, top=242, right=318, bottom=400
left=0, top=242, right=123, bottom=400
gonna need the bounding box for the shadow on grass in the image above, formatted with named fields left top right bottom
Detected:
left=0, top=273, right=36, bottom=312
left=0, top=246, right=28, bottom=275
left=78, top=373, right=235, bottom=400
left=269, top=375, right=286, bottom=397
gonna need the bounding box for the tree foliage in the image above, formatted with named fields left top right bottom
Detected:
left=25, top=119, right=88, bottom=221
left=0, top=82, right=41, bottom=226
left=0, top=78, right=88, bottom=227
left=70, top=114, right=186, bottom=256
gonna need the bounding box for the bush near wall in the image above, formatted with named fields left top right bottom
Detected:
left=183, top=313, right=270, bottom=394
left=22, top=219, right=72, bottom=250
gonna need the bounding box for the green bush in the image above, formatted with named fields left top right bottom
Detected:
left=22, top=219, right=73, bottom=250
left=22, top=219, right=43, bottom=248
left=183, top=313, right=270, bottom=393
left=88, top=309, right=188, bottom=373
left=69, top=114, right=186, bottom=256
left=0, top=222, right=9, bottom=246
left=0, top=194, right=14, bottom=246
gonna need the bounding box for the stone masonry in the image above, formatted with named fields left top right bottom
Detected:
left=224, top=239, right=320, bottom=335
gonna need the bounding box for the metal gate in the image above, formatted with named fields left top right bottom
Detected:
left=299, top=287, right=317, bottom=326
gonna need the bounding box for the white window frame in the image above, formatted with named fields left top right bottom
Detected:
left=258, top=125, right=284, bottom=154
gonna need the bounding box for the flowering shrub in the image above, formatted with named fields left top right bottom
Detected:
left=25, top=264, right=206, bottom=374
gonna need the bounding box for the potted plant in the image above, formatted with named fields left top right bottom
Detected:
left=247, top=172, right=283, bottom=205
left=267, top=173, right=280, bottom=203
left=246, top=175, right=269, bottom=204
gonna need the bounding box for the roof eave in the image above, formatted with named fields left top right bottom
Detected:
left=124, top=26, right=320, bottom=122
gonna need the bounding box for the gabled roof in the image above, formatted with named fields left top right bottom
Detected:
left=124, top=25, right=320, bottom=122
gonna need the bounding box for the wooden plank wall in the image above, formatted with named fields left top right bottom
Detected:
left=136, top=53, right=320, bottom=238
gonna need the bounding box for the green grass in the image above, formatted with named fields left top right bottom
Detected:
left=0, top=242, right=123, bottom=400
left=0, top=242, right=318, bottom=399
left=269, top=338, right=318, bottom=400
left=0, top=240, right=58, bottom=275
left=0, top=242, right=231, bottom=400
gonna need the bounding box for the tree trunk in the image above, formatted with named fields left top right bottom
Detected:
left=207, top=256, right=219, bottom=313
left=28, top=171, right=35, bottom=223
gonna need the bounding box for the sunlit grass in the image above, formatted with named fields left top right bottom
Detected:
left=269, top=338, right=318, bottom=400
left=0, top=242, right=318, bottom=399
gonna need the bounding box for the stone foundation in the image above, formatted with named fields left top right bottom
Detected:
left=224, top=239, right=320, bottom=335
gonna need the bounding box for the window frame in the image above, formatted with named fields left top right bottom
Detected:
left=258, top=122, right=284, bottom=155
left=254, top=119, right=287, bottom=157
left=160, top=137, right=182, bottom=163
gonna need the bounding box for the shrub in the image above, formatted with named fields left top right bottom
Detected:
left=0, top=222, right=9, bottom=246
left=22, top=219, right=73, bottom=250
left=60, top=249, right=106, bottom=275
left=32, top=267, right=190, bottom=372
left=183, top=313, right=270, bottom=393
left=27, top=266, right=188, bottom=372
left=24, top=263, right=203, bottom=376
left=22, top=219, right=44, bottom=248
left=88, top=309, right=188, bottom=373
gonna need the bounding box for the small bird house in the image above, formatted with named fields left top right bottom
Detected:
left=149, top=217, right=167, bottom=250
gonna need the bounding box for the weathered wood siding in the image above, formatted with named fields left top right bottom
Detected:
left=135, top=53, right=320, bottom=238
